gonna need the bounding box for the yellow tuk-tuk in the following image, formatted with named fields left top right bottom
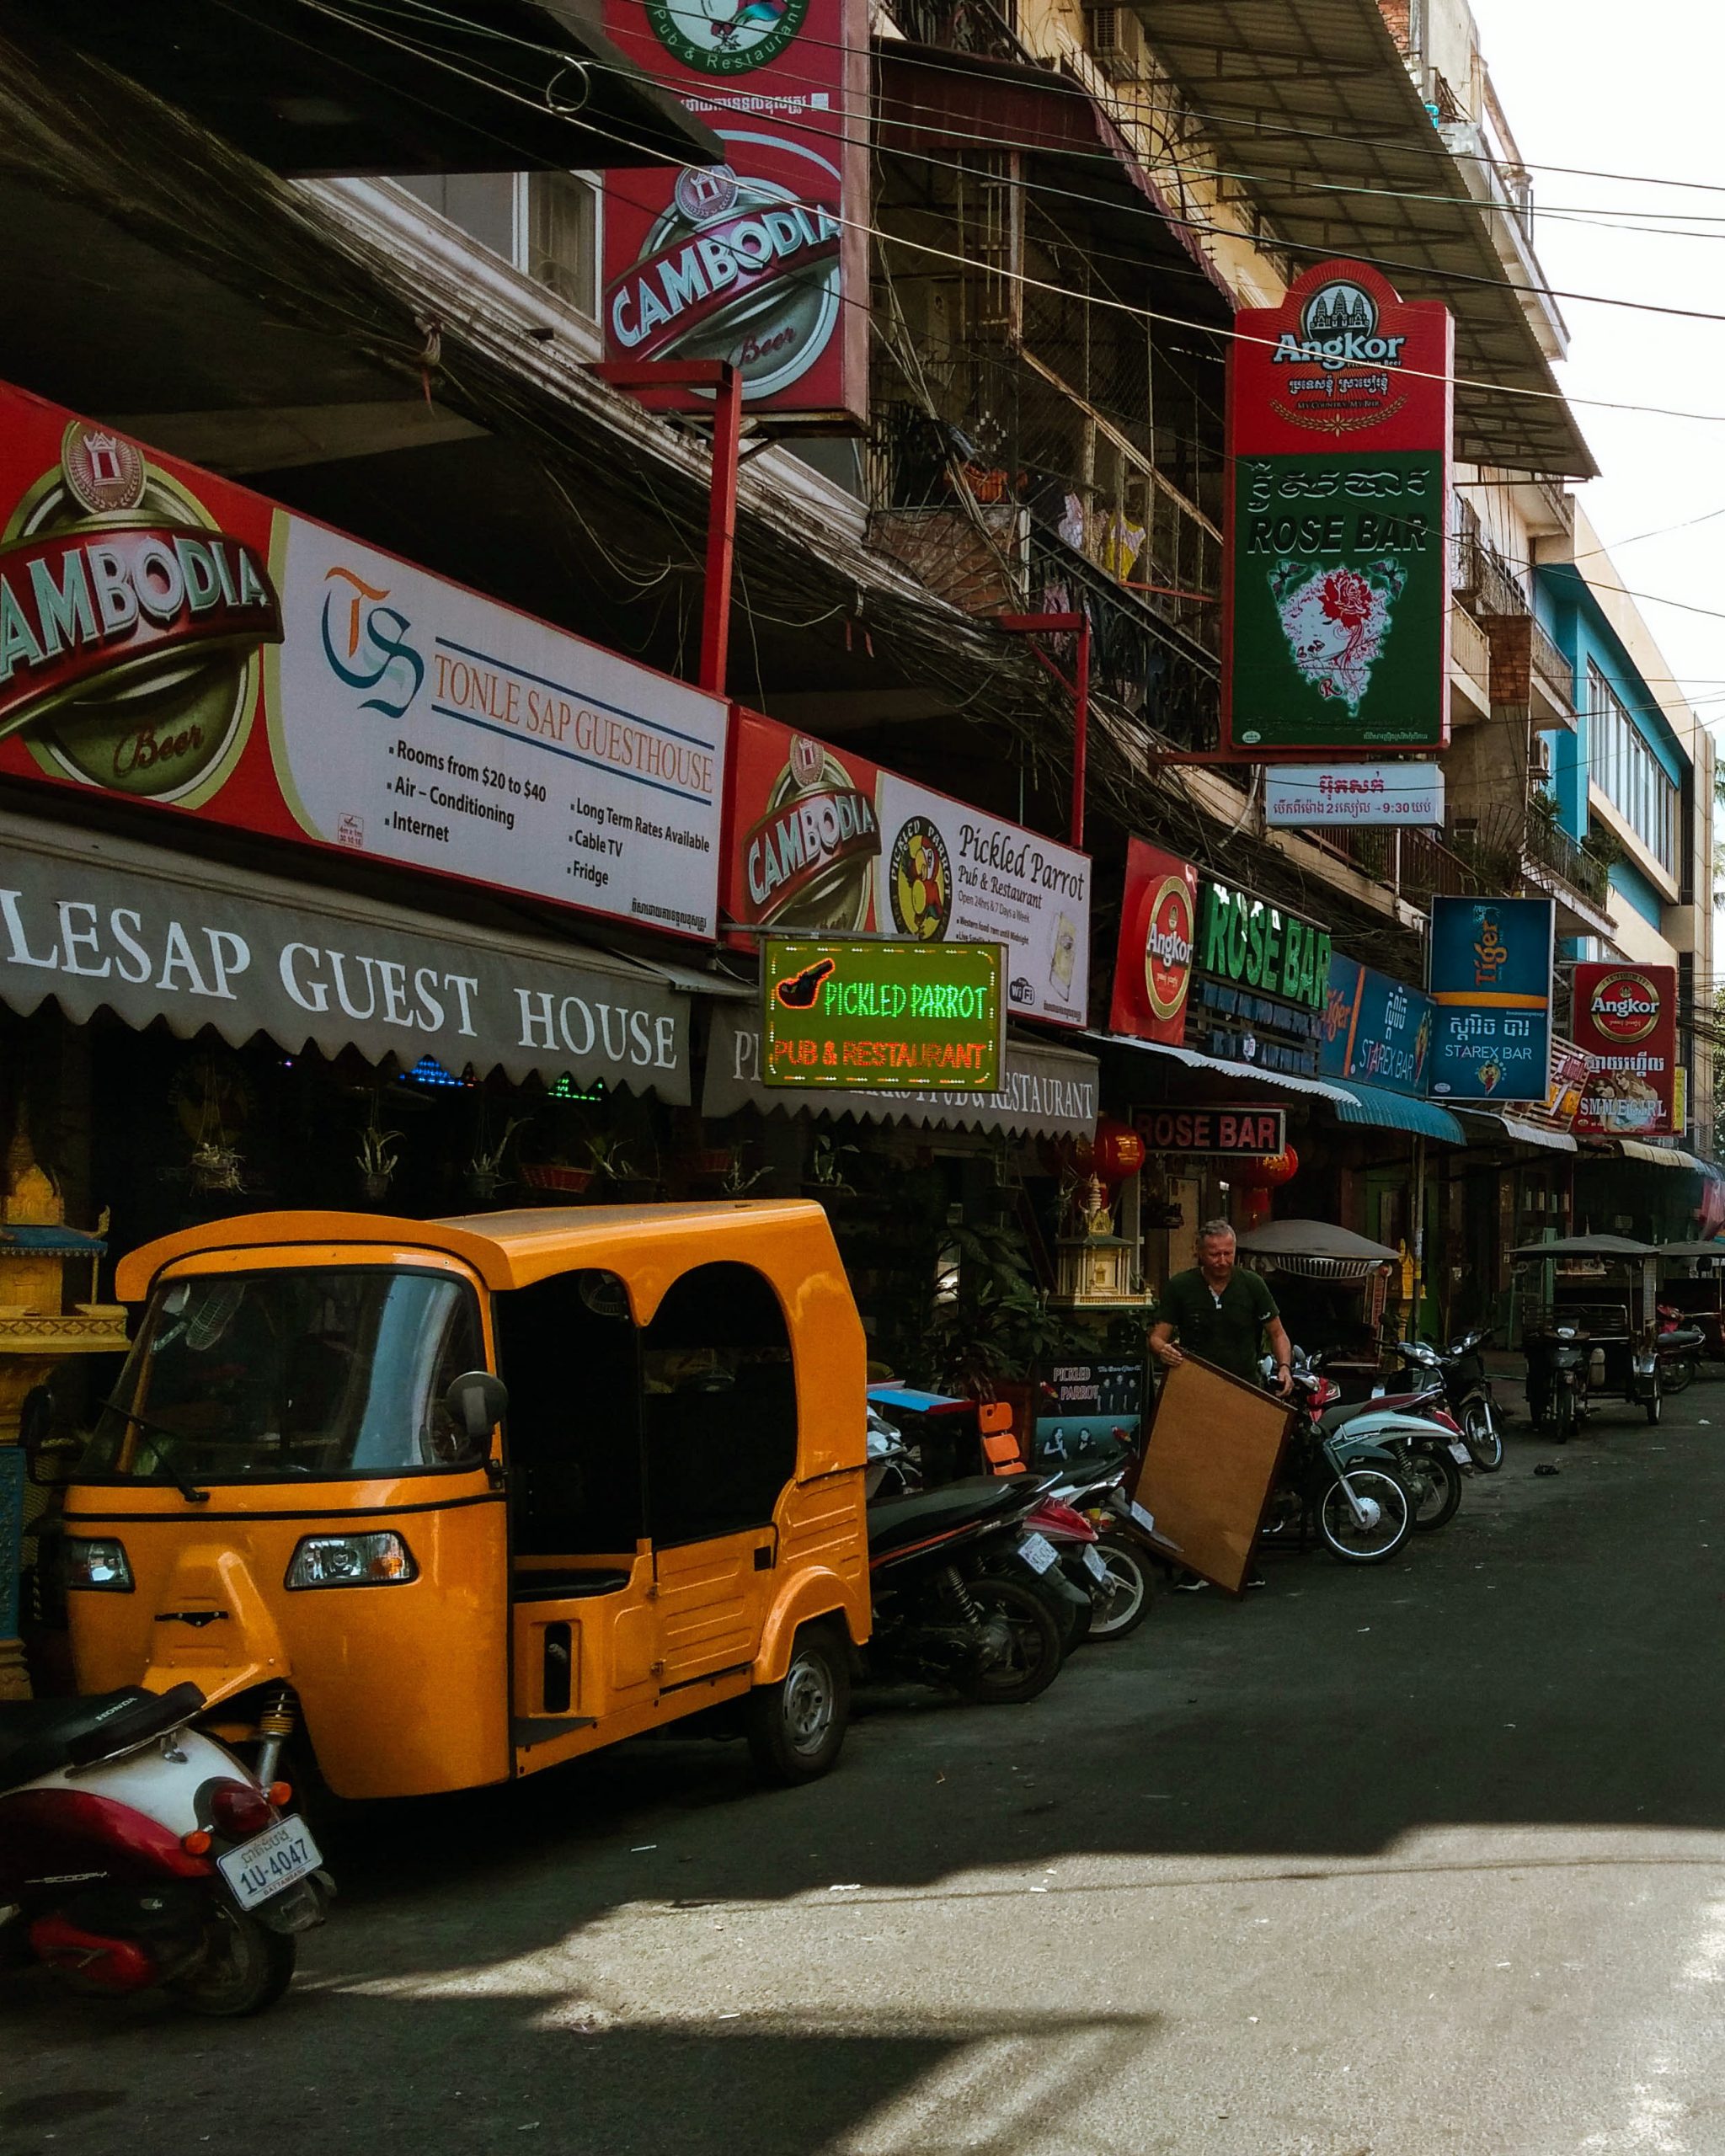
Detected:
left=61, top=1203, right=871, bottom=1797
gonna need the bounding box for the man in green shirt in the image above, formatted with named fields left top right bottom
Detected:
left=1151, top=1219, right=1294, bottom=1396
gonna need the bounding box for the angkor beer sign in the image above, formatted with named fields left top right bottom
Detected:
left=601, top=0, right=868, bottom=425
left=1109, top=838, right=1197, bottom=1046
left=761, top=937, right=1005, bottom=1091
left=724, top=709, right=1089, bottom=1028
left=1224, top=260, right=1453, bottom=755
left=1571, top=962, right=1678, bottom=1136
left=0, top=382, right=728, bottom=938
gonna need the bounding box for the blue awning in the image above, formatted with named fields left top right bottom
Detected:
left=1332, top=1084, right=1465, bottom=1144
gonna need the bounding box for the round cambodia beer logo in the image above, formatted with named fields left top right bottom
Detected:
left=1142, top=874, right=1194, bottom=1022
left=888, top=816, right=951, bottom=940
left=645, top=0, right=809, bottom=74
left=743, top=734, right=877, bottom=929
left=606, top=138, right=843, bottom=402
left=1589, top=969, right=1662, bottom=1045
left=2, top=420, right=280, bottom=806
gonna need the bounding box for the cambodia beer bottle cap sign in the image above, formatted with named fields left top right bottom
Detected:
left=0, top=419, right=279, bottom=806
left=601, top=0, right=868, bottom=424
left=1223, top=260, right=1453, bottom=755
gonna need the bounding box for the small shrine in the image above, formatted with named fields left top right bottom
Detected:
left=0, top=1111, right=130, bottom=1699
left=1052, top=1173, right=1153, bottom=1309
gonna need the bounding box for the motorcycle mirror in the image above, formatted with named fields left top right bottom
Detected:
left=444, top=1369, right=509, bottom=1447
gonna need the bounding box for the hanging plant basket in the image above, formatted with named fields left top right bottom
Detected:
left=521, top=1162, right=595, bottom=1195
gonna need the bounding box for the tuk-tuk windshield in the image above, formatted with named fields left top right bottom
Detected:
left=82, top=1267, right=485, bottom=1483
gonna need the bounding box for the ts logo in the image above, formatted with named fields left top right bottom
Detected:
left=320, top=566, right=424, bottom=718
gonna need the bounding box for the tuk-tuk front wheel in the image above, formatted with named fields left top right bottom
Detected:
left=745, top=1625, right=850, bottom=1785
left=1646, top=1385, right=1664, bottom=1427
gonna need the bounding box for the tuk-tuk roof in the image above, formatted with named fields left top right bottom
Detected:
left=115, top=1202, right=839, bottom=1303
left=1509, top=1234, right=1657, bottom=1260
left=1658, top=1241, right=1725, bottom=1260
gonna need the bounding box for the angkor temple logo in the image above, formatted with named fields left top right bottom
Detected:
left=1302, top=281, right=1378, bottom=342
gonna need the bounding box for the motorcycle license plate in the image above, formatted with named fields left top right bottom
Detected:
left=1448, top=1441, right=1472, bottom=1465
left=1081, top=1545, right=1109, bottom=1582
left=1020, top=1532, right=1060, bottom=1575
left=218, top=1816, right=323, bottom=1912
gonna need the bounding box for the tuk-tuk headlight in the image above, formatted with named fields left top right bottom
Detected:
left=62, top=1538, right=133, bottom=1592
left=286, top=1532, right=418, bottom=1590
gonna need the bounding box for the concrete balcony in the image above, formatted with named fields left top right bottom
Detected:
left=1450, top=600, right=1491, bottom=720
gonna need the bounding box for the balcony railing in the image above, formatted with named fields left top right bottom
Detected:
left=1529, top=613, right=1575, bottom=710
left=880, top=0, right=1031, bottom=62
left=1315, top=825, right=1479, bottom=903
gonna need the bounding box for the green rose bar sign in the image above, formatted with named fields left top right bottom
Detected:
left=1223, top=260, right=1454, bottom=755
left=762, top=937, right=1005, bottom=1091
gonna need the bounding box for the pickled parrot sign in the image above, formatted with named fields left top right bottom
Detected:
left=1223, top=260, right=1454, bottom=754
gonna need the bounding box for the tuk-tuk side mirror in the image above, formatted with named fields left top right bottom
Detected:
left=445, top=1370, right=509, bottom=1448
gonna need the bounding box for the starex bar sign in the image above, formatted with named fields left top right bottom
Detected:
left=762, top=937, right=1005, bottom=1090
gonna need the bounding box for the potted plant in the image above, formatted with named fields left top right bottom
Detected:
left=467, top=1116, right=524, bottom=1204
left=356, top=1114, right=402, bottom=1203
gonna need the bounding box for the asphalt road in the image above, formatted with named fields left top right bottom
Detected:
left=9, top=1378, right=1725, bottom=2156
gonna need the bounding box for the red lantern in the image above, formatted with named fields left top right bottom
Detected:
left=1092, top=1117, right=1146, bottom=1187
left=1236, top=1144, right=1299, bottom=1190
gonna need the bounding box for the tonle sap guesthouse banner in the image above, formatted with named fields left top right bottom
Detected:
left=0, top=381, right=728, bottom=940
left=601, top=0, right=868, bottom=426
left=1428, top=896, right=1555, bottom=1104
left=724, top=709, right=1090, bottom=1029
left=1224, top=260, right=1453, bottom=755
left=1571, top=961, right=1679, bottom=1137
left=761, top=937, right=1005, bottom=1091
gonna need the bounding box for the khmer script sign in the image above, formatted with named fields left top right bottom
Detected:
left=1264, top=763, right=1445, bottom=828
left=1223, top=261, right=1453, bottom=755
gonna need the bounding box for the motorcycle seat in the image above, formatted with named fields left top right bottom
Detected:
left=867, top=1476, right=1023, bottom=1556
left=0, top=1681, right=206, bottom=1796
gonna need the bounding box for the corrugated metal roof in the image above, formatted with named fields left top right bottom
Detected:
left=1142, top=0, right=1597, bottom=477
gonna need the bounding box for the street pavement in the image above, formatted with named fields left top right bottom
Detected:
left=8, top=1378, right=1725, bottom=2155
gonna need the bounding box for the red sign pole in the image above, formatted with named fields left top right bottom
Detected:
left=590, top=359, right=742, bottom=697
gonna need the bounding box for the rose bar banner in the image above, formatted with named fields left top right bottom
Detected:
left=724, top=709, right=1089, bottom=1028
left=0, top=380, right=729, bottom=939
left=1223, top=259, right=1453, bottom=755
left=1571, top=962, right=1678, bottom=1136
left=601, top=0, right=868, bottom=426
left=1428, top=896, right=1554, bottom=1105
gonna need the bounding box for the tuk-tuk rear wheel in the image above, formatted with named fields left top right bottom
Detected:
left=745, top=1625, right=850, bottom=1786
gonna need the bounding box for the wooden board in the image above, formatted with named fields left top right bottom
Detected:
left=1130, top=1358, right=1292, bottom=1594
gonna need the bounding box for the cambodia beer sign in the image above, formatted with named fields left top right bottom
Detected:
left=601, top=0, right=868, bottom=425
left=0, top=381, right=728, bottom=938
left=1571, top=962, right=1677, bottom=1136
left=1224, top=260, right=1453, bottom=754
left=724, top=709, right=1089, bottom=1028
left=762, top=937, right=1005, bottom=1091
left=1428, top=896, right=1554, bottom=1104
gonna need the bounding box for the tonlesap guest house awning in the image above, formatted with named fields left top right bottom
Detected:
left=0, top=809, right=698, bottom=1102
left=703, top=1005, right=1098, bottom=1142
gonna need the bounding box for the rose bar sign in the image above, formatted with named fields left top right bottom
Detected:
left=1223, top=260, right=1454, bottom=755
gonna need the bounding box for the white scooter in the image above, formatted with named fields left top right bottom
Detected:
left=0, top=1681, right=329, bottom=2015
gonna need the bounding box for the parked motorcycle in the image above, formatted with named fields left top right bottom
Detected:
left=1042, top=1460, right=1159, bottom=1641
left=867, top=1478, right=1067, bottom=1704
left=0, top=1682, right=328, bottom=2016
left=1391, top=1330, right=1502, bottom=1470
left=1311, top=1362, right=1470, bottom=1534
left=1657, top=1305, right=1706, bottom=1395
left=1260, top=1360, right=1414, bottom=1563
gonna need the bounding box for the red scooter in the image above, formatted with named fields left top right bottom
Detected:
left=0, top=1682, right=329, bottom=2016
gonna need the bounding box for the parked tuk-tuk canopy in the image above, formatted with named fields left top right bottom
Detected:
left=1510, top=1235, right=1658, bottom=1260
